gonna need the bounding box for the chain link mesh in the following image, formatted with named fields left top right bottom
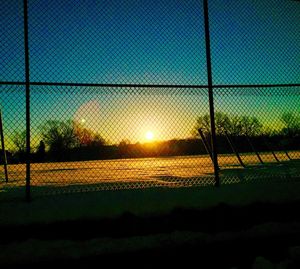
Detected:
left=210, top=0, right=300, bottom=84
left=0, top=0, right=24, bottom=82
left=28, top=86, right=214, bottom=195
left=0, top=0, right=299, bottom=199
left=28, top=0, right=206, bottom=85
left=212, top=86, right=300, bottom=184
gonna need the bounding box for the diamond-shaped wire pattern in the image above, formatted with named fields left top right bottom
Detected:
left=212, top=87, right=300, bottom=184
left=0, top=0, right=300, bottom=199
left=0, top=0, right=25, bottom=82
left=27, top=86, right=214, bottom=195
left=28, top=0, right=207, bottom=85
left=0, top=85, right=26, bottom=196
left=210, top=0, right=300, bottom=84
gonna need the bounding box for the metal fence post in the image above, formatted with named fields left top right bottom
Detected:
left=0, top=108, right=8, bottom=183
left=23, top=0, right=31, bottom=202
left=203, top=0, right=220, bottom=187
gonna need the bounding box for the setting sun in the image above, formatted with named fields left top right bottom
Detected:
left=145, top=131, right=154, bottom=141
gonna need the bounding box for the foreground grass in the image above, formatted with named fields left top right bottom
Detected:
left=1, top=179, right=300, bottom=268
left=1, top=179, right=300, bottom=226
left=1, top=220, right=300, bottom=268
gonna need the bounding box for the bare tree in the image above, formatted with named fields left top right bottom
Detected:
left=231, top=116, right=263, bottom=136
left=74, top=122, right=105, bottom=147
left=41, top=120, right=78, bottom=156
left=281, top=112, right=300, bottom=136
left=12, top=130, right=26, bottom=153
left=195, top=112, right=263, bottom=136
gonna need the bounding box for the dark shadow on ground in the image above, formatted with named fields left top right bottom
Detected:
left=1, top=200, right=300, bottom=268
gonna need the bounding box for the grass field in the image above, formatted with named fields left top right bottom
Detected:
left=1, top=151, right=300, bottom=194
left=1, top=152, right=300, bottom=268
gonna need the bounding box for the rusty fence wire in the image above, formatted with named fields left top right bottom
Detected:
left=0, top=0, right=300, bottom=200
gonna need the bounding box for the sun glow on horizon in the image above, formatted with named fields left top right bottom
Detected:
left=145, top=131, right=154, bottom=141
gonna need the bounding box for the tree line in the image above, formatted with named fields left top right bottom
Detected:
left=195, top=111, right=300, bottom=137
left=3, top=111, right=299, bottom=164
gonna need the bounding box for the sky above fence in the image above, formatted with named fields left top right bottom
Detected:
left=1, top=0, right=299, bottom=84
left=0, top=0, right=299, bottom=148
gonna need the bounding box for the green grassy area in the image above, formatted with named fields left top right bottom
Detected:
left=1, top=222, right=300, bottom=268
left=1, top=183, right=300, bottom=268
left=1, top=178, right=300, bottom=226
left=1, top=170, right=300, bottom=268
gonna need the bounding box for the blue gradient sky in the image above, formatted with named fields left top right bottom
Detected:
left=0, top=0, right=299, bottom=147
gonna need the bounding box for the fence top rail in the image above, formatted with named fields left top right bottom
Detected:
left=0, top=81, right=299, bottom=89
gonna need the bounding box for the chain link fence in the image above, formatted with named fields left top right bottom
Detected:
left=1, top=0, right=299, bottom=200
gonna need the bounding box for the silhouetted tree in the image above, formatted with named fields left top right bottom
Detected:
left=119, top=139, right=131, bottom=147
left=90, top=134, right=106, bottom=147
left=280, top=112, right=300, bottom=137
left=41, top=120, right=77, bottom=160
left=74, top=122, right=105, bottom=147
left=118, top=139, right=132, bottom=158
left=195, top=112, right=263, bottom=136
left=74, top=123, right=93, bottom=146
left=195, top=114, right=211, bottom=135
left=12, top=130, right=26, bottom=153
left=230, top=115, right=263, bottom=136
left=214, top=112, right=232, bottom=135
left=11, top=130, right=26, bottom=162
left=196, top=112, right=234, bottom=135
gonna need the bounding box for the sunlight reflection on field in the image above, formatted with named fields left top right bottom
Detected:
left=1, top=151, right=299, bottom=190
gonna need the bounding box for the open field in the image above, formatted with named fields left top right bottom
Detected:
left=1, top=153, right=300, bottom=268
left=1, top=151, right=299, bottom=193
